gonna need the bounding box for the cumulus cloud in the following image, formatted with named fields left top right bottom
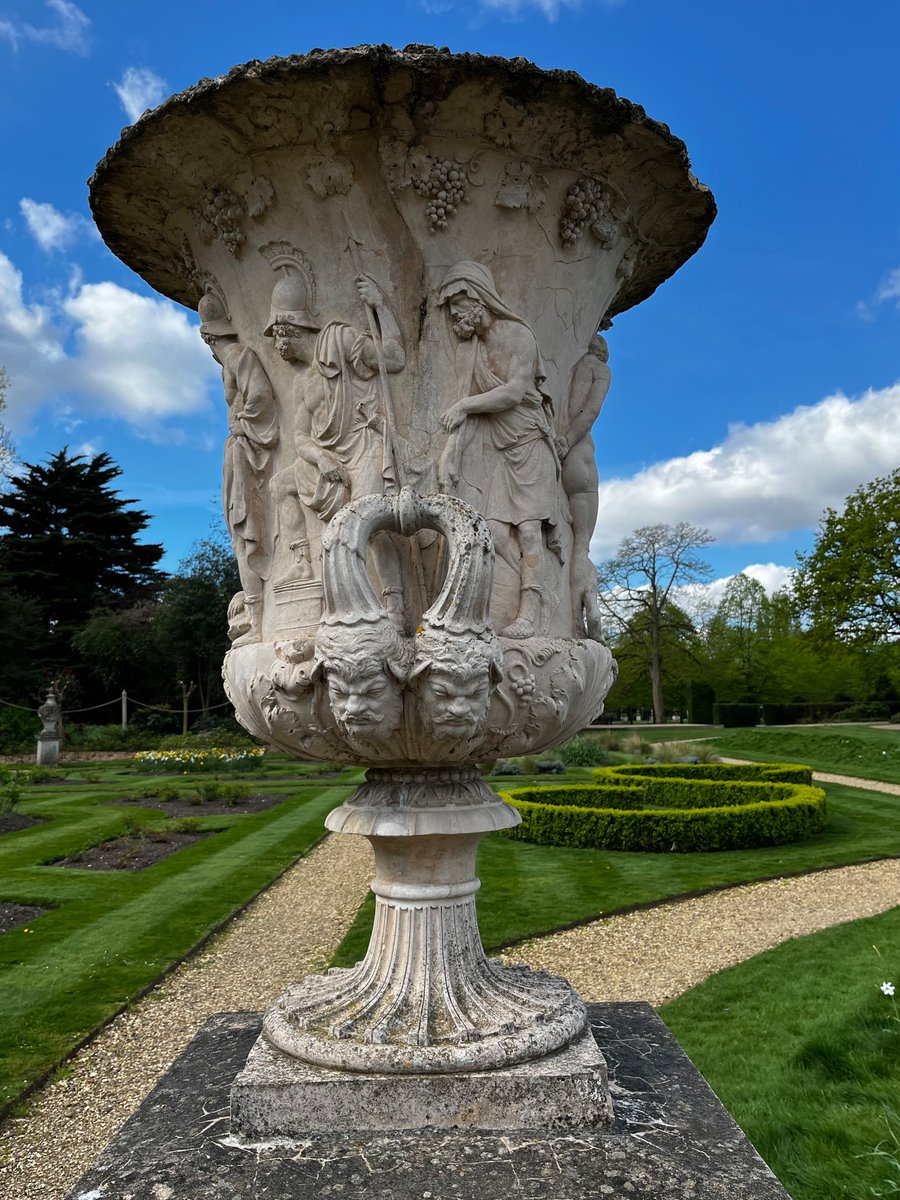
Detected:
left=0, top=0, right=90, bottom=54
left=0, top=250, right=217, bottom=439
left=19, top=198, right=96, bottom=253
left=591, top=383, right=900, bottom=559
left=676, top=564, right=797, bottom=621
left=113, top=66, right=168, bottom=123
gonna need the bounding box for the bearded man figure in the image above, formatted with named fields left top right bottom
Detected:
left=437, top=261, right=561, bottom=640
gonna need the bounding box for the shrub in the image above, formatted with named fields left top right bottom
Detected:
left=493, top=760, right=524, bottom=776
left=501, top=764, right=825, bottom=853
left=537, top=759, right=565, bottom=774
left=167, top=816, right=203, bottom=835
left=832, top=702, right=892, bottom=723
left=712, top=702, right=761, bottom=728
left=0, top=770, right=24, bottom=815
left=0, top=707, right=40, bottom=754
left=599, top=762, right=814, bottom=785
left=557, top=736, right=610, bottom=767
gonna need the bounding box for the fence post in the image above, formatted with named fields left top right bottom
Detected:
left=121, top=690, right=128, bottom=733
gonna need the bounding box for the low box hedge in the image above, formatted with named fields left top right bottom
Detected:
left=500, top=764, right=826, bottom=853
left=598, top=762, right=814, bottom=786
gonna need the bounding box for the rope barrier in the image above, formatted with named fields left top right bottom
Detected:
left=1, top=694, right=235, bottom=716
left=127, top=697, right=235, bottom=713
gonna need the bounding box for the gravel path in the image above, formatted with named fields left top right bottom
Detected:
left=716, top=756, right=900, bottom=795
left=505, top=858, right=900, bottom=1006
left=0, top=833, right=375, bottom=1200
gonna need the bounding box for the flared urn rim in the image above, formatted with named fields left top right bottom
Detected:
left=89, top=42, right=715, bottom=317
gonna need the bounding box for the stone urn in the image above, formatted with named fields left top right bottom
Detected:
left=90, top=45, right=714, bottom=1131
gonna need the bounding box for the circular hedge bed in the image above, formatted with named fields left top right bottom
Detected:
left=499, top=762, right=825, bottom=852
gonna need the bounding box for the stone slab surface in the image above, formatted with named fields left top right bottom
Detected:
left=66, top=1004, right=792, bottom=1200
left=232, top=1023, right=612, bottom=1136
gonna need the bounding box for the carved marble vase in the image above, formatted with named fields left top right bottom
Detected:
left=90, top=45, right=714, bottom=1121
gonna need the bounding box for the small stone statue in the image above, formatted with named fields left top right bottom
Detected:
left=37, top=688, right=61, bottom=737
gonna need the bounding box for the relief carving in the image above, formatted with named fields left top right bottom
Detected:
left=559, top=177, right=624, bottom=248
left=557, top=334, right=610, bottom=640
left=195, top=175, right=275, bottom=256
left=263, top=252, right=407, bottom=626
left=437, top=261, right=562, bottom=640
left=494, top=160, right=545, bottom=212
left=412, top=153, right=469, bottom=232
left=199, top=292, right=278, bottom=644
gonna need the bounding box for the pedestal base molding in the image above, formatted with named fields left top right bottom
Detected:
left=233, top=1024, right=612, bottom=1137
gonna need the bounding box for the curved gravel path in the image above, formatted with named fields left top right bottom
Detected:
left=715, top=756, right=900, bottom=795
left=504, top=858, right=900, bottom=1005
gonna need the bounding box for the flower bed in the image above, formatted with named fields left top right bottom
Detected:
left=132, top=747, right=267, bottom=773
left=500, top=763, right=826, bottom=852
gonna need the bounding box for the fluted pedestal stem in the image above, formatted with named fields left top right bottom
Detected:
left=263, top=769, right=588, bottom=1074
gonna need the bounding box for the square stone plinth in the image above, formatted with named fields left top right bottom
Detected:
left=65, top=1005, right=792, bottom=1200
left=231, top=1024, right=612, bottom=1137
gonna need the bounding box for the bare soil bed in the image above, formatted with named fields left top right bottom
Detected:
left=108, top=792, right=289, bottom=817
left=52, top=830, right=213, bottom=871
left=0, top=813, right=45, bottom=835
left=0, top=903, right=50, bottom=935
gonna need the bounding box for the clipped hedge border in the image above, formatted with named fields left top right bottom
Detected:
left=500, top=765, right=825, bottom=853
left=597, top=762, right=814, bottom=786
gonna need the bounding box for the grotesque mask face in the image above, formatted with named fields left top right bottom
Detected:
left=418, top=666, right=493, bottom=739
left=325, top=661, right=404, bottom=741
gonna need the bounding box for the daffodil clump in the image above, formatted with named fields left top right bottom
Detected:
left=133, top=747, right=266, bottom=773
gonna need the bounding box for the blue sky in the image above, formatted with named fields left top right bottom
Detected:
left=1, top=0, right=898, bottom=599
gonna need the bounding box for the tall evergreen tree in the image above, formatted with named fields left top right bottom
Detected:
left=0, top=448, right=164, bottom=670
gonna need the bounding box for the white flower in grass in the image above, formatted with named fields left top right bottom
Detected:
left=881, top=982, right=895, bottom=996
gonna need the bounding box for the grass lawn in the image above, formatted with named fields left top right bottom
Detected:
left=0, top=759, right=359, bottom=1113
left=693, top=724, right=900, bottom=785
left=660, top=906, right=900, bottom=1200
left=330, top=774, right=900, bottom=966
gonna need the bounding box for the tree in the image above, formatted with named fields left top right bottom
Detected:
left=794, top=470, right=900, bottom=643
left=158, top=537, right=240, bottom=715
left=607, top=600, right=701, bottom=717
left=597, top=523, right=714, bottom=722
left=0, top=448, right=164, bottom=670
left=703, top=574, right=771, bottom=701
left=0, top=367, right=16, bottom=480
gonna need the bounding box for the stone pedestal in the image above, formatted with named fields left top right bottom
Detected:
left=65, top=1005, right=793, bottom=1200
left=36, top=732, right=60, bottom=766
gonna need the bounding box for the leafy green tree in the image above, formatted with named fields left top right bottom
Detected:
left=73, top=600, right=170, bottom=700
left=158, top=537, right=240, bottom=715
left=0, top=587, right=45, bottom=699
left=0, top=449, right=164, bottom=670
left=703, top=574, right=771, bottom=702
left=607, top=601, right=700, bottom=717
left=794, top=469, right=900, bottom=643
left=597, top=523, right=714, bottom=722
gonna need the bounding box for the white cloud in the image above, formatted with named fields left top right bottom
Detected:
left=0, top=0, right=90, bottom=54
left=591, top=382, right=900, bottom=558
left=876, top=267, right=900, bottom=307
left=677, top=564, right=797, bottom=619
left=113, top=67, right=167, bottom=123
left=418, top=0, right=621, bottom=17
left=19, top=198, right=95, bottom=253
left=0, top=250, right=218, bottom=439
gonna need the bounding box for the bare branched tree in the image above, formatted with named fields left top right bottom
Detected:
left=597, top=522, right=714, bottom=722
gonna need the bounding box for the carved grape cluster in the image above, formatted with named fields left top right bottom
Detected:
left=559, top=178, right=617, bottom=248
left=412, top=157, right=468, bottom=232
left=510, top=671, right=536, bottom=701
left=201, top=187, right=246, bottom=256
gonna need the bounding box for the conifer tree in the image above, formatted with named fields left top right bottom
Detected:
left=0, top=448, right=164, bottom=668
